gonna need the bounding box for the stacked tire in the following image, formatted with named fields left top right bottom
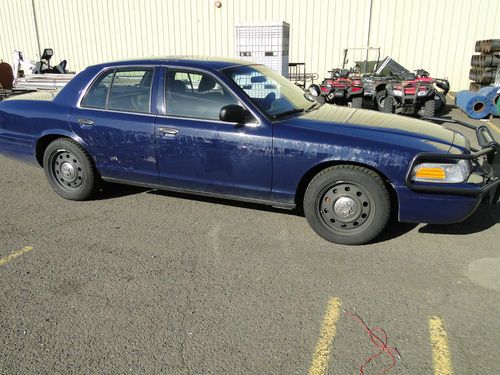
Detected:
left=469, top=39, right=500, bottom=90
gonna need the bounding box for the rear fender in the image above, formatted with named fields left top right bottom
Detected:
left=35, top=130, right=93, bottom=166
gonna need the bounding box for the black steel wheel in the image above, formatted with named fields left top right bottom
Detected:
left=43, top=138, right=100, bottom=200
left=303, top=165, right=390, bottom=245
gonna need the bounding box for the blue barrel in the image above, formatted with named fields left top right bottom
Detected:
left=455, top=90, right=493, bottom=119
left=477, top=86, right=500, bottom=116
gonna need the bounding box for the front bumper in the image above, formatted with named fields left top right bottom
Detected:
left=408, top=118, right=500, bottom=203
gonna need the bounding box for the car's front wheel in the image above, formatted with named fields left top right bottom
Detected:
left=43, top=138, right=100, bottom=200
left=303, top=165, right=390, bottom=245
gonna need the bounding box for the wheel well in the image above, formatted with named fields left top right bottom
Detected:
left=35, top=135, right=71, bottom=167
left=375, top=84, right=387, bottom=92
left=294, top=161, right=399, bottom=215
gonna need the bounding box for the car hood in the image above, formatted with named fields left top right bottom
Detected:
left=282, top=104, right=460, bottom=151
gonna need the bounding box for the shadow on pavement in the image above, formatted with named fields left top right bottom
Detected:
left=148, top=189, right=297, bottom=215
left=439, top=103, right=454, bottom=117
left=93, top=183, right=151, bottom=200
left=372, top=221, right=419, bottom=243
left=419, top=203, right=500, bottom=235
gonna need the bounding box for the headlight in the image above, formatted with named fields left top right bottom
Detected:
left=392, top=90, right=403, bottom=96
left=417, top=90, right=429, bottom=96
left=411, top=160, right=471, bottom=183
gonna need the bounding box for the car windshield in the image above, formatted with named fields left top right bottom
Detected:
left=223, top=65, right=315, bottom=118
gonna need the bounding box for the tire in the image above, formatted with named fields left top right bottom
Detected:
left=434, top=92, right=446, bottom=113
left=303, top=165, right=391, bottom=245
left=351, top=96, right=363, bottom=108
left=43, top=138, right=100, bottom=200
left=381, top=95, right=394, bottom=113
left=423, top=97, right=436, bottom=117
left=375, top=90, right=387, bottom=110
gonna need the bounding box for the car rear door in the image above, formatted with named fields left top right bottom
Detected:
left=154, top=67, right=272, bottom=200
left=69, top=66, right=159, bottom=184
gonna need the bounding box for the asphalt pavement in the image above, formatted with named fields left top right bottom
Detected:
left=0, top=101, right=499, bottom=374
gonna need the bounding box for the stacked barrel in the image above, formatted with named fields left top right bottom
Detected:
left=469, top=39, right=500, bottom=91
left=456, top=40, right=500, bottom=119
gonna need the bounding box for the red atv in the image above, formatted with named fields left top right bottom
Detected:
left=378, top=69, right=448, bottom=117
left=320, top=68, right=364, bottom=108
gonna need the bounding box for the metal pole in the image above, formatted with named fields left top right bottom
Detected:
left=365, top=0, right=374, bottom=64
left=31, top=0, right=42, bottom=57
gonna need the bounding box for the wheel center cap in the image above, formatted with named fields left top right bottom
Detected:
left=60, top=162, right=76, bottom=180
left=334, top=196, right=357, bottom=218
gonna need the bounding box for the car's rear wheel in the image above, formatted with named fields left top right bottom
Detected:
left=303, top=165, right=390, bottom=245
left=43, top=138, right=100, bottom=200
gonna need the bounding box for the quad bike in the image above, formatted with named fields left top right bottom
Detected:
left=319, top=68, right=364, bottom=108
left=374, top=68, right=450, bottom=117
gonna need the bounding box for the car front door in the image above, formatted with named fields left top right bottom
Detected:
left=69, top=67, right=158, bottom=184
left=154, top=68, right=272, bottom=200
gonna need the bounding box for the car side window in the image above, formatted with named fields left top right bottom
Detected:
left=165, top=70, right=238, bottom=120
left=82, top=68, right=153, bottom=114
left=81, top=70, right=114, bottom=109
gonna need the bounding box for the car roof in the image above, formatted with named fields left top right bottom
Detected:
left=89, top=56, right=256, bottom=71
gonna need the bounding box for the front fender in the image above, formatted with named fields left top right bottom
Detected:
left=270, top=134, right=416, bottom=203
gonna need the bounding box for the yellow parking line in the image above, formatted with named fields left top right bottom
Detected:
left=487, top=121, right=500, bottom=134
left=0, top=246, right=34, bottom=267
left=308, top=297, right=342, bottom=375
left=429, top=316, right=454, bottom=375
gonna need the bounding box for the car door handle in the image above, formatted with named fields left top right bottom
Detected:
left=157, top=127, right=179, bottom=136
left=78, top=118, right=94, bottom=126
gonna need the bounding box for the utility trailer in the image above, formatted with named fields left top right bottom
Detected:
left=0, top=70, right=74, bottom=101
left=0, top=48, right=75, bottom=101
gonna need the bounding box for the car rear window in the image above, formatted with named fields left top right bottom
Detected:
left=82, top=68, right=153, bottom=114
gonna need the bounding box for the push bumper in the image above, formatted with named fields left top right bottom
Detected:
left=399, top=118, right=499, bottom=223
left=414, top=118, right=500, bottom=202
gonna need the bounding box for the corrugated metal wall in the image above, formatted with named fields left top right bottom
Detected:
left=1, top=0, right=499, bottom=91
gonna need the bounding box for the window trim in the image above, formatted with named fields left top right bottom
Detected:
left=79, top=65, right=156, bottom=115
left=160, top=65, right=261, bottom=126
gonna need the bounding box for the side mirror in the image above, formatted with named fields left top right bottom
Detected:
left=219, top=104, right=250, bottom=124
left=308, top=84, right=321, bottom=97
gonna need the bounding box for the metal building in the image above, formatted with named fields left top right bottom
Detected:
left=1, top=0, right=499, bottom=91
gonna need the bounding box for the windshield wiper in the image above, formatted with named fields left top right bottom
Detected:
left=273, top=108, right=305, bottom=119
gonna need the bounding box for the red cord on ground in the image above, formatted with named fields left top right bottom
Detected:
left=345, top=311, right=401, bottom=375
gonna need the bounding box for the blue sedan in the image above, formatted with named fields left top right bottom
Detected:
left=0, top=57, right=498, bottom=245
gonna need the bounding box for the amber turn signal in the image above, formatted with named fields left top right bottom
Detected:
left=414, top=167, right=446, bottom=180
